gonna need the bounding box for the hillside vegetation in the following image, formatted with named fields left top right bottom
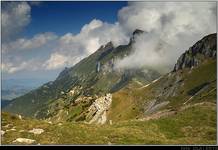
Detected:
left=1, top=33, right=217, bottom=145
left=1, top=102, right=216, bottom=145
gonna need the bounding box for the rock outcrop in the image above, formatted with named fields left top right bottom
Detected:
left=173, top=33, right=216, bottom=72
left=13, top=138, right=36, bottom=144
left=1, top=130, right=5, bottom=136
left=144, top=99, right=170, bottom=115
left=28, top=128, right=44, bottom=135
left=130, top=29, right=144, bottom=43
left=86, top=93, right=112, bottom=124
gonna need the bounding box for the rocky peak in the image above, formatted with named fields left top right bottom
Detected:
left=56, top=67, right=70, bottom=80
left=96, top=42, right=115, bottom=73
left=99, top=41, right=114, bottom=51
left=105, top=41, right=114, bottom=48
left=130, top=29, right=144, bottom=44
left=173, top=33, right=216, bottom=72
left=133, top=29, right=144, bottom=36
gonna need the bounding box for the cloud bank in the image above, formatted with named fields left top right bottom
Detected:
left=2, top=2, right=31, bottom=42
left=44, top=19, right=129, bottom=70
left=2, top=2, right=216, bottom=75
left=114, top=2, right=216, bottom=73
left=2, top=32, right=57, bottom=53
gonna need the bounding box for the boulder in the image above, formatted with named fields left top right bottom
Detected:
left=28, top=128, right=44, bottom=135
left=13, top=138, right=36, bottom=144
left=1, top=130, right=5, bottom=136
left=18, top=115, right=22, bottom=120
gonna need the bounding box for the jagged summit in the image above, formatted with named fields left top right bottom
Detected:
left=173, top=33, right=216, bottom=72
left=133, top=29, right=144, bottom=36
left=97, top=41, right=114, bottom=61
left=104, top=41, right=114, bottom=48
left=57, top=67, right=70, bottom=80
left=130, top=29, right=144, bottom=44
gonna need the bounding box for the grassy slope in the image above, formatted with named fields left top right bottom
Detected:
left=108, top=58, right=216, bottom=122
left=1, top=102, right=216, bottom=145
left=2, top=46, right=103, bottom=117
left=1, top=58, right=216, bottom=145
left=2, top=59, right=216, bottom=145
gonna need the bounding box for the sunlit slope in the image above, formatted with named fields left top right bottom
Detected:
left=2, top=102, right=216, bottom=145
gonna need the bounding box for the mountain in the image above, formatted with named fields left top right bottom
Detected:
left=108, top=34, right=217, bottom=121
left=1, top=99, right=11, bottom=108
left=173, top=33, right=216, bottom=71
left=1, top=33, right=216, bottom=145
left=108, top=33, right=216, bottom=122
left=2, top=78, right=49, bottom=90
left=1, top=78, right=50, bottom=101
left=1, top=88, right=30, bottom=101
left=3, top=30, right=160, bottom=118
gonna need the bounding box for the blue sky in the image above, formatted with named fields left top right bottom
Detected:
left=23, top=1, right=127, bottom=37
left=2, top=1, right=216, bottom=86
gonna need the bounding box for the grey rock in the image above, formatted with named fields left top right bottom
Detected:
left=13, top=138, right=36, bottom=144
left=173, top=33, right=216, bottom=72
left=28, top=128, right=44, bottom=135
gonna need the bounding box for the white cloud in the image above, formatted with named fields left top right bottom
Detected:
left=118, top=2, right=162, bottom=34
left=43, top=19, right=129, bottom=70
left=114, top=33, right=172, bottom=73
left=43, top=53, right=68, bottom=70
left=2, top=32, right=57, bottom=53
left=29, top=1, right=42, bottom=6
left=2, top=2, right=216, bottom=74
left=2, top=62, right=28, bottom=74
left=48, top=2, right=216, bottom=72
left=58, top=19, right=128, bottom=54
left=81, top=19, right=103, bottom=33
left=2, top=2, right=31, bottom=41
left=115, top=2, right=216, bottom=73
left=2, top=59, right=40, bottom=74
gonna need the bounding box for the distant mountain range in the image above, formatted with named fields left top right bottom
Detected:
left=2, top=78, right=50, bottom=90
left=1, top=78, right=50, bottom=108
left=2, top=88, right=30, bottom=101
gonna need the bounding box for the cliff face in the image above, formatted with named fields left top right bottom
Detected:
left=173, top=33, right=216, bottom=72
left=86, top=93, right=112, bottom=124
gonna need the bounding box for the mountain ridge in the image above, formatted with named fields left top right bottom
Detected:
left=173, top=33, right=216, bottom=72
left=3, top=30, right=161, bottom=118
